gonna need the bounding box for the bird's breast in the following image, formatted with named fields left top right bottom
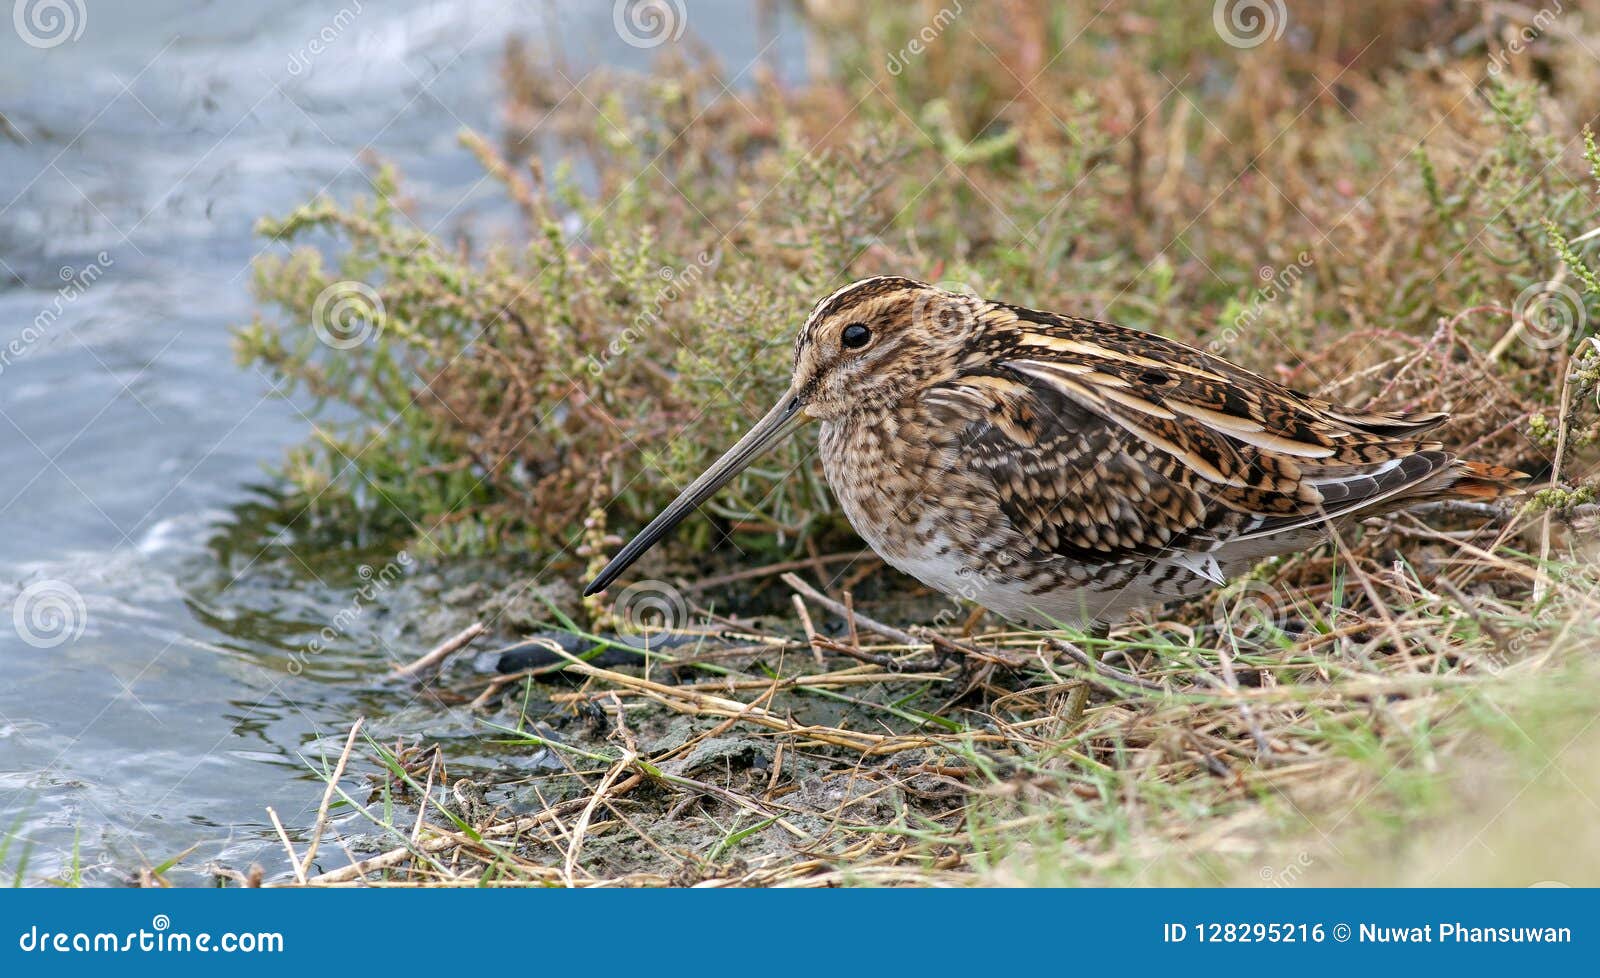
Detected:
left=819, top=413, right=965, bottom=559
left=817, top=411, right=1026, bottom=597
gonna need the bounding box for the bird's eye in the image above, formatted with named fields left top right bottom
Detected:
left=841, top=323, right=872, bottom=349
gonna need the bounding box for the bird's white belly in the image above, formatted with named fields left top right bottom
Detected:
left=865, top=525, right=1239, bottom=629
left=864, top=529, right=1108, bottom=629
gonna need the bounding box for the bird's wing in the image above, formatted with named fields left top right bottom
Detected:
left=920, top=303, right=1459, bottom=564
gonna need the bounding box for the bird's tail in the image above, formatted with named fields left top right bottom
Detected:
left=1428, top=459, right=1530, bottom=501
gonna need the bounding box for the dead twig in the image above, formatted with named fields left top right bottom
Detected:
left=1044, top=637, right=1170, bottom=693
left=781, top=573, right=1026, bottom=667
left=394, top=622, right=487, bottom=679
left=810, top=635, right=941, bottom=672
left=564, top=752, right=634, bottom=883
left=791, top=593, right=825, bottom=668
left=300, top=717, right=365, bottom=879
left=266, top=808, right=305, bottom=886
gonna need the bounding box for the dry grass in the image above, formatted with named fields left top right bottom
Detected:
left=255, top=496, right=1599, bottom=888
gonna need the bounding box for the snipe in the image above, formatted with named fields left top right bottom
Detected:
left=585, top=277, right=1524, bottom=628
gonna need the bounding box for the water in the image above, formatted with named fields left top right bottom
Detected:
left=0, top=0, right=803, bottom=885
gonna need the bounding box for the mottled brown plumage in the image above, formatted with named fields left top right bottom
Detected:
left=587, top=277, right=1525, bottom=627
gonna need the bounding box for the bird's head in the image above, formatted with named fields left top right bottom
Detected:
left=585, top=276, right=981, bottom=595
left=790, top=276, right=983, bottom=420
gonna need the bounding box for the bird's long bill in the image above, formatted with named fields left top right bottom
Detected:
left=583, top=388, right=809, bottom=596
